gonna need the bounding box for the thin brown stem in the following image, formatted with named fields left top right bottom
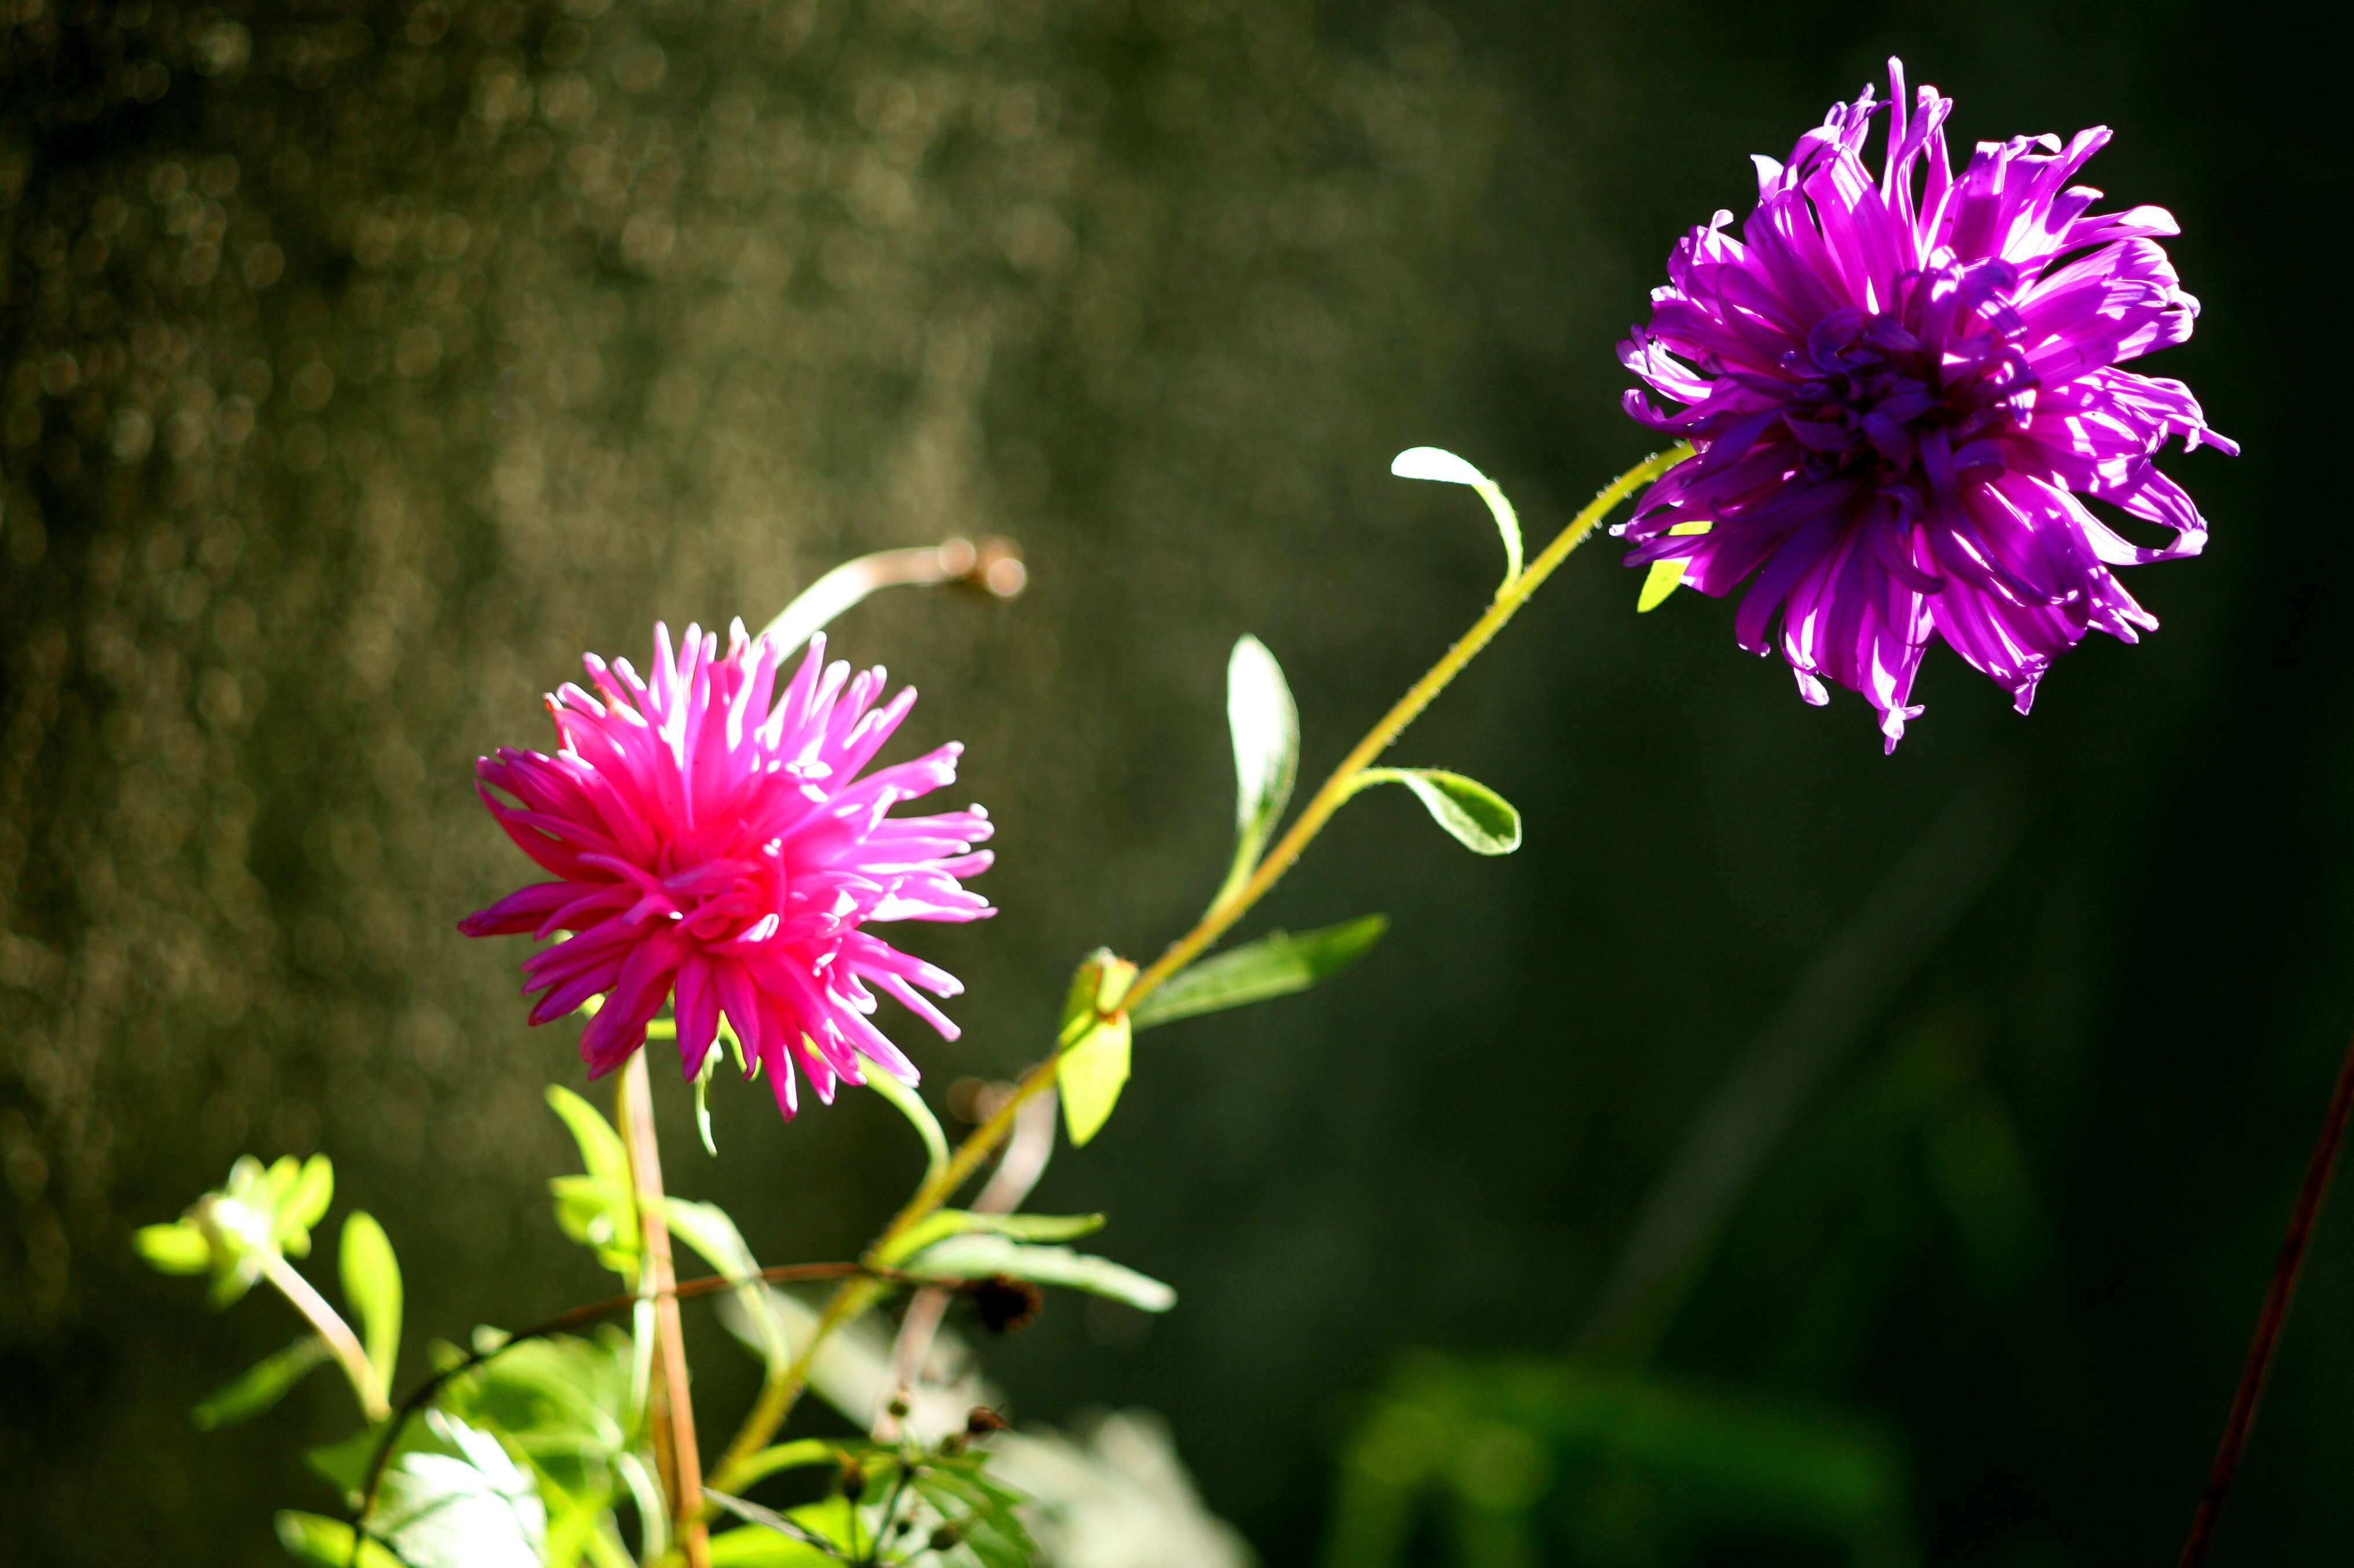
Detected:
left=2177, top=1026, right=2354, bottom=1568
left=618, top=1054, right=711, bottom=1568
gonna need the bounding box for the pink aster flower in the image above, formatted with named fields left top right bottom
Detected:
left=1620, top=59, right=2235, bottom=750
left=460, top=622, right=993, bottom=1118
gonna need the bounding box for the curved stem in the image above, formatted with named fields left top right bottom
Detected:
left=1125, top=443, right=1688, bottom=1009
left=2177, top=1025, right=2354, bottom=1568
left=706, top=444, right=1688, bottom=1489
left=260, top=1250, right=388, bottom=1423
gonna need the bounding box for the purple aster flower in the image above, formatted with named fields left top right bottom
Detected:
left=461, top=622, right=994, bottom=1118
left=1620, top=59, right=2235, bottom=749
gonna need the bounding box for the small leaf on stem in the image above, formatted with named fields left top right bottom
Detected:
left=1056, top=951, right=1138, bottom=1147
left=339, top=1211, right=403, bottom=1391
left=1350, top=767, right=1522, bottom=855
left=1131, top=915, right=1389, bottom=1030
left=1211, top=635, right=1299, bottom=913
left=194, top=1336, right=332, bottom=1430
left=1391, top=446, right=1524, bottom=592
left=899, top=1233, right=1177, bottom=1312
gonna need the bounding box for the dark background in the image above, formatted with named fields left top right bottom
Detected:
left=4, top=1, right=2349, bottom=1563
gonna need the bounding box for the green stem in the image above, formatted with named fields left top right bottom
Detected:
left=259, top=1250, right=389, bottom=1423
left=704, top=444, right=1689, bottom=1492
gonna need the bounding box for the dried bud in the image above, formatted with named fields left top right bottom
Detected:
left=887, top=1392, right=912, bottom=1421
left=966, top=1405, right=1011, bottom=1435
left=930, top=1524, right=964, bottom=1552
left=837, top=1456, right=868, bottom=1500
left=968, top=1274, right=1044, bottom=1334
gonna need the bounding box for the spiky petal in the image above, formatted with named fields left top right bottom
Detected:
left=461, top=622, right=994, bottom=1118
left=1620, top=59, right=2235, bottom=750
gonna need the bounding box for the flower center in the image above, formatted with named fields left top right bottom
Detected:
left=1777, top=296, right=2031, bottom=504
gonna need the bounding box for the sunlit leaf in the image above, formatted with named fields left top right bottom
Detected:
left=545, top=1085, right=630, bottom=1187
left=1130, top=915, right=1389, bottom=1031
left=865, top=1064, right=950, bottom=1183
left=193, top=1336, right=330, bottom=1430
left=722, top=1439, right=842, bottom=1490
left=658, top=1198, right=789, bottom=1374
left=136, top=1220, right=212, bottom=1275
left=1636, top=519, right=1713, bottom=612
left=1350, top=767, right=1521, bottom=855
left=705, top=1491, right=845, bottom=1563
left=275, top=1154, right=334, bottom=1255
left=878, top=1209, right=1107, bottom=1267
left=1056, top=951, right=1138, bottom=1148
left=706, top=1525, right=836, bottom=1566
left=899, top=1234, right=1176, bottom=1312
left=1211, top=635, right=1299, bottom=912
left=693, top=1040, right=723, bottom=1157
left=339, top=1210, right=403, bottom=1391
left=1391, top=446, right=1524, bottom=592
left=371, top=1411, right=548, bottom=1568
left=274, top=1511, right=407, bottom=1568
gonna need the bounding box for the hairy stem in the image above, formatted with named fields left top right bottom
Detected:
left=2177, top=1026, right=2354, bottom=1568
left=258, top=1250, right=389, bottom=1422
left=618, top=1054, right=712, bottom=1568
left=706, top=444, right=1688, bottom=1486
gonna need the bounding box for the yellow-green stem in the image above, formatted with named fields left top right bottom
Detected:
left=705, top=444, right=1688, bottom=1490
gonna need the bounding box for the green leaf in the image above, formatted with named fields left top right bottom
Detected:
left=693, top=1039, right=723, bottom=1157
left=372, top=1411, right=548, bottom=1568
left=274, top=1511, right=408, bottom=1568
left=1350, top=767, right=1522, bottom=855
left=545, top=1085, right=630, bottom=1187
left=879, top=1209, right=1107, bottom=1267
left=900, top=1234, right=1176, bottom=1312
left=706, top=1525, right=836, bottom=1566
left=1391, top=446, right=1524, bottom=592
left=194, top=1336, right=331, bottom=1430
left=136, top=1220, right=213, bottom=1275
left=658, top=1198, right=789, bottom=1374
left=1056, top=951, right=1138, bottom=1148
left=864, top=1064, right=950, bottom=1183
left=1636, top=519, right=1713, bottom=612
left=721, top=1439, right=843, bottom=1490
left=1211, top=635, right=1299, bottom=911
left=705, top=1492, right=846, bottom=1563
left=339, top=1211, right=403, bottom=1391
left=274, top=1154, right=334, bottom=1255
left=549, top=1175, right=639, bottom=1273
left=1130, top=915, right=1389, bottom=1031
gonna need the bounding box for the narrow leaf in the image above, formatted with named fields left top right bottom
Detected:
left=544, top=1085, right=629, bottom=1187
left=1351, top=767, right=1522, bottom=855
left=1636, top=520, right=1714, bottom=612
left=339, top=1210, right=403, bottom=1391
left=900, top=1234, right=1177, bottom=1312
left=1131, top=915, right=1389, bottom=1030
left=693, top=1040, right=723, bottom=1157
left=194, top=1336, right=331, bottom=1430
left=1391, top=446, right=1524, bottom=592
left=274, top=1512, right=407, bottom=1568
left=879, top=1209, right=1107, bottom=1267
left=275, top=1154, right=334, bottom=1253
left=1211, top=635, right=1299, bottom=911
left=863, top=1064, right=949, bottom=1183
left=1056, top=951, right=1138, bottom=1148
left=136, top=1221, right=213, bottom=1275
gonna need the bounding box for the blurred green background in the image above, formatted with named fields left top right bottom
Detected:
left=5, top=1, right=2349, bottom=1563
